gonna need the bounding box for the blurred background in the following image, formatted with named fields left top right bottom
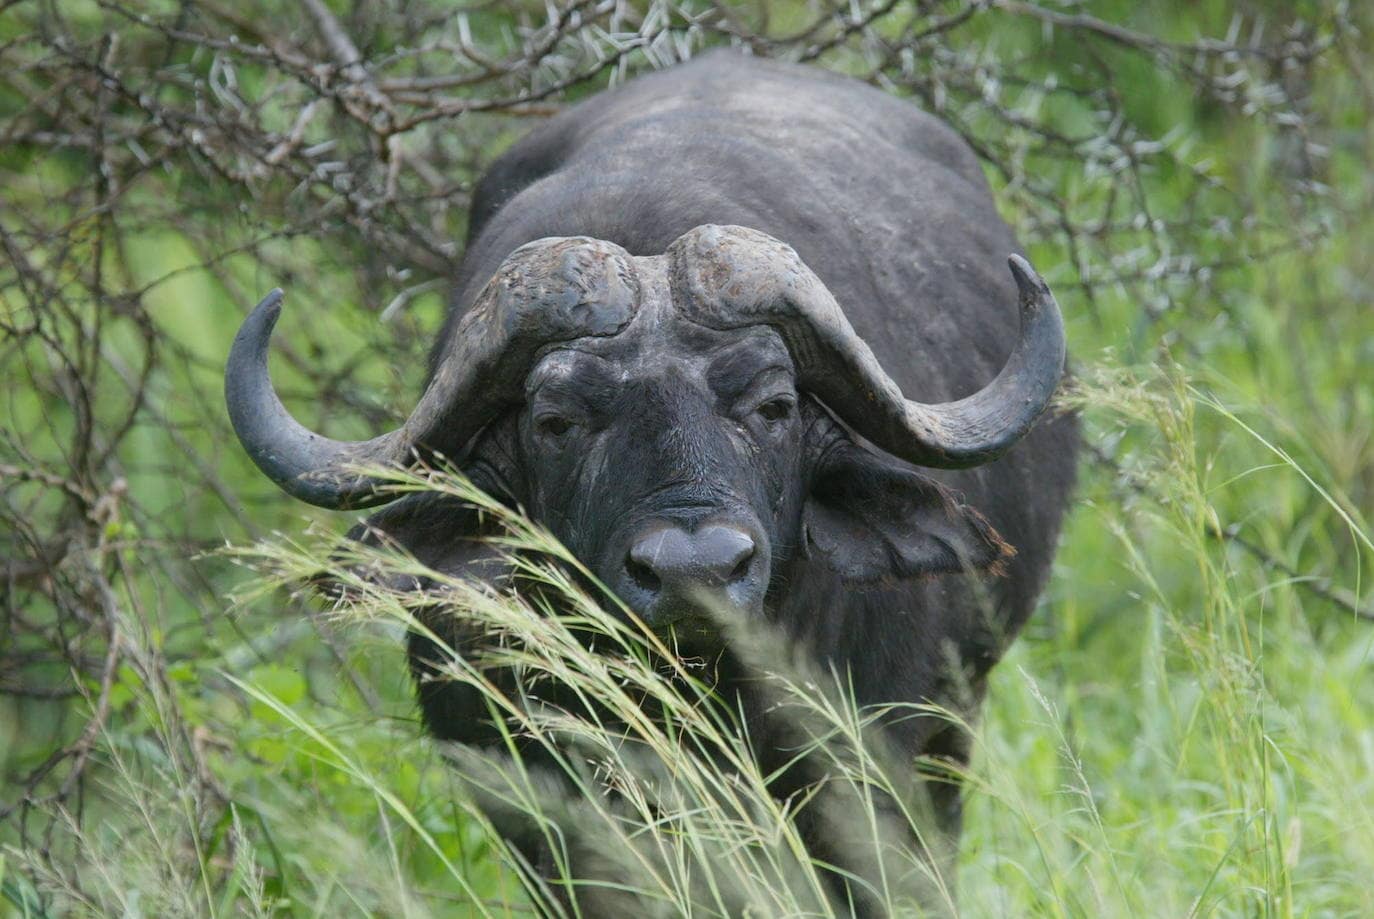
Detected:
left=1, top=0, right=1371, bottom=915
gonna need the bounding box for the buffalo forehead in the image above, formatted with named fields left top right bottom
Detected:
left=530, top=314, right=791, bottom=392
left=524, top=245, right=790, bottom=381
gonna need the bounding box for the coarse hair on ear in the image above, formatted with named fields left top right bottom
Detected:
left=337, top=484, right=514, bottom=746
left=324, top=412, right=526, bottom=591
left=326, top=415, right=529, bottom=748
left=801, top=413, right=1014, bottom=586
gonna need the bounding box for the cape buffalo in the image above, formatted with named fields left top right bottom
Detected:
left=226, top=50, right=1078, bottom=903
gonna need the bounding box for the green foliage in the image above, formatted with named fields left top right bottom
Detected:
left=2, top=0, right=1372, bottom=917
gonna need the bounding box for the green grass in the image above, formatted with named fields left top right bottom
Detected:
left=3, top=0, right=1373, bottom=916
left=5, top=358, right=1370, bottom=916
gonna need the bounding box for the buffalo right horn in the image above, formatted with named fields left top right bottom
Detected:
left=224, top=237, right=639, bottom=509
left=670, top=224, right=1065, bottom=469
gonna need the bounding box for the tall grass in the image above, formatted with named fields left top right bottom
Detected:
left=3, top=3, right=1372, bottom=915
left=6, top=354, right=1369, bottom=917
left=224, top=465, right=968, bottom=917
left=957, top=363, right=1374, bottom=918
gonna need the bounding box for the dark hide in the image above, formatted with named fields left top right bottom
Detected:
left=349, top=50, right=1078, bottom=907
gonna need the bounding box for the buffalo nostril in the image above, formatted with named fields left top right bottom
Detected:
left=628, top=529, right=674, bottom=595
left=727, top=549, right=754, bottom=584
left=625, top=553, right=662, bottom=593
left=695, top=525, right=755, bottom=586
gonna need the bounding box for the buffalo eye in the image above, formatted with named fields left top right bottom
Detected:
left=754, top=396, right=795, bottom=425
left=536, top=414, right=576, bottom=438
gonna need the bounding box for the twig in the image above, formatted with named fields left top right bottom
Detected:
left=1085, top=442, right=1372, bottom=623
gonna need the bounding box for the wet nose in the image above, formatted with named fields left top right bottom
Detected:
left=627, top=523, right=757, bottom=595
left=618, top=522, right=768, bottom=625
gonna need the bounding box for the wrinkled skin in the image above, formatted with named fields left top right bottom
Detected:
left=506, top=252, right=1010, bottom=629
left=421, top=252, right=998, bottom=568
left=320, top=51, right=1080, bottom=909
left=361, top=276, right=1016, bottom=907
left=365, top=232, right=1016, bottom=731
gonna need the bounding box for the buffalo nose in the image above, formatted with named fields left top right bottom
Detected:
left=626, top=523, right=757, bottom=597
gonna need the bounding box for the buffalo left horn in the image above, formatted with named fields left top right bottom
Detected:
left=224, top=237, right=639, bottom=509
left=670, top=224, right=1065, bottom=469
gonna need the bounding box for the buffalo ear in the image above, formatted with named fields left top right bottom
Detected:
left=334, top=488, right=517, bottom=746
left=340, top=489, right=508, bottom=591
left=802, top=442, right=1014, bottom=585
left=331, top=414, right=525, bottom=591
left=331, top=460, right=528, bottom=745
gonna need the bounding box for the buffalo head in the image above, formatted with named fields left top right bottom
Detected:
left=225, top=225, right=1063, bottom=637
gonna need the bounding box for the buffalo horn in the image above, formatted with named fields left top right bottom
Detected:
left=671, top=225, right=1065, bottom=469
left=224, top=237, right=638, bottom=509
